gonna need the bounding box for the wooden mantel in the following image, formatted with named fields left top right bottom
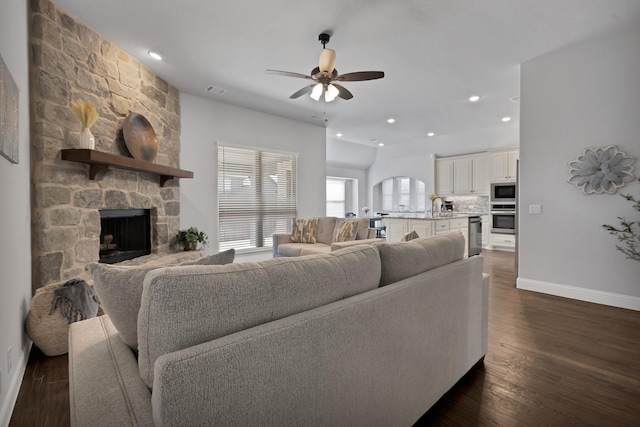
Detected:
left=60, top=149, right=193, bottom=187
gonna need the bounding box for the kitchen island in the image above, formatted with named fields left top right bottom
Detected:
left=382, top=213, right=486, bottom=257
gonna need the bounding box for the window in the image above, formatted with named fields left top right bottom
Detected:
left=218, top=145, right=297, bottom=251
left=416, top=180, right=426, bottom=211
left=373, top=176, right=428, bottom=212
left=326, top=178, right=346, bottom=217
left=399, top=177, right=410, bottom=209
left=382, top=178, right=393, bottom=211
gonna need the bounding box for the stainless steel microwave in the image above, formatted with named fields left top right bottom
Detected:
left=491, top=183, right=516, bottom=203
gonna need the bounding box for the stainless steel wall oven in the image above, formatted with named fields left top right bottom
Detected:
left=490, top=203, right=516, bottom=234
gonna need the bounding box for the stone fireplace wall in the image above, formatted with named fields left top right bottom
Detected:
left=29, top=0, right=183, bottom=291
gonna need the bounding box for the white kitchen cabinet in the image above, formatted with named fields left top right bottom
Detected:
left=435, top=158, right=454, bottom=196
left=384, top=218, right=435, bottom=242
left=472, top=153, right=490, bottom=195
left=383, top=218, right=467, bottom=255
left=490, top=233, right=515, bottom=251
left=434, top=219, right=450, bottom=235
left=449, top=217, right=469, bottom=257
left=490, top=148, right=519, bottom=182
left=383, top=218, right=408, bottom=243
left=481, top=215, right=490, bottom=249
left=453, top=157, right=473, bottom=195
left=436, top=153, right=489, bottom=196
left=408, top=220, right=433, bottom=239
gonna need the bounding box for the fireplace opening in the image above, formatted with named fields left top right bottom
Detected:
left=99, top=209, right=151, bottom=264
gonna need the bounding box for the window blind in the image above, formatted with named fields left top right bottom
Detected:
left=218, top=145, right=298, bottom=251
left=326, top=178, right=346, bottom=217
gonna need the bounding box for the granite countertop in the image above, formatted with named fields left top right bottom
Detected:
left=382, top=211, right=489, bottom=220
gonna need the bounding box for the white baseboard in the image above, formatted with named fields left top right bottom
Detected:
left=517, top=277, right=640, bottom=311
left=0, top=341, right=31, bottom=427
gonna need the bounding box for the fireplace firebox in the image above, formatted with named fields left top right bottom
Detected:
left=99, top=209, right=151, bottom=264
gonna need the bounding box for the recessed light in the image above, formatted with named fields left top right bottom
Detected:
left=427, top=132, right=435, bottom=137
left=336, top=133, right=343, bottom=137
left=378, top=143, right=384, bottom=147
left=469, top=95, right=480, bottom=102
left=148, top=51, right=164, bottom=60
left=387, top=118, right=395, bottom=124
left=501, top=116, right=512, bottom=122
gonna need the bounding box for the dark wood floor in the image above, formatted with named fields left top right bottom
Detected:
left=10, top=250, right=640, bottom=426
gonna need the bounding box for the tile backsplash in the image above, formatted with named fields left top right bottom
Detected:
left=443, top=196, right=490, bottom=213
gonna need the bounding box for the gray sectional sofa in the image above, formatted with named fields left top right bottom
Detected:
left=272, top=216, right=381, bottom=257
left=69, top=233, right=488, bottom=426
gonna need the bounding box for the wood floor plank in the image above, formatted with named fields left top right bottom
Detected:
left=9, top=250, right=640, bottom=426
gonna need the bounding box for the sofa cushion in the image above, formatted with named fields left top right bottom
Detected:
left=316, top=217, right=338, bottom=245
left=354, top=218, right=371, bottom=240
left=290, top=218, right=319, bottom=243
left=88, top=249, right=235, bottom=350
left=137, top=244, right=382, bottom=388
left=179, top=248, right=236, bottom=266
left=276, top=243, right=331, bottom=257
left=376, top=233, right=465, bottom=286
left=333, top=219, right=358, bottom=242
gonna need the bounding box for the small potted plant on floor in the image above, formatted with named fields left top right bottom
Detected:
left=175, top=227, right=209, bottom=251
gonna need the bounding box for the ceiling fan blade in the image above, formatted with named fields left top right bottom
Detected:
left=332, top=83, right=354, bottom=100
left=266, top=69, right=313, bottom=80
left=336, top=71, right=385, bottom=82
left=289, top=85, right=314, bottom=99
left=319, top=49, right=336, bottom=73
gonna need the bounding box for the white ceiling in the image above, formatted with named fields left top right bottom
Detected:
left=54, top=0, right=640, bottom=148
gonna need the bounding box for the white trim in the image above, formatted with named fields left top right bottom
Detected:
left=517, top=277, right=640, bottom=311
left=0, top=341, right=31, bottom=427
left=216, top=140, right=299, bottom=157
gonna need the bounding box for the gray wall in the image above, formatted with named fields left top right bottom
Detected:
left=180, top=93, right=327, bottom=253
left=0, top=0, right=32, bottom=423
left=519, top=26, right=640, bottom=309
left=326, top=138, right=377, bottom=216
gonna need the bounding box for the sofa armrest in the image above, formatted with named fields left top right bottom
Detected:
left=331, top=238, right=383, bottom=251
left=69, top=316, right=153, bottom=427
left=272, top=233, right=292, bottom=258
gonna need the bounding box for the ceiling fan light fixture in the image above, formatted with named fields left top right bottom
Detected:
left=325, top=84, right=339, bottom=102
left=310, top=83, right=323, bottom=101
left=319, top=49, right=336, bottom=73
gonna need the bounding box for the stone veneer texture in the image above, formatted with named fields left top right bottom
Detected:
left=29, top=0, right=183, bottom=290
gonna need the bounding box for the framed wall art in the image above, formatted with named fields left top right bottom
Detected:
left=0, top=53, right=19, bottom=164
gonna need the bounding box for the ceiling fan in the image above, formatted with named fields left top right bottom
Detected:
left=266, top=33, right=384, bottom=102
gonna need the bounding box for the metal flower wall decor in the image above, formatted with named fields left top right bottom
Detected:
left=567, top=145, right=635, bottom=194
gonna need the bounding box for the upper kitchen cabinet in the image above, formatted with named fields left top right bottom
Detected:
left=436, top=152, right=489, bottom=196
left=489, top=147, right=519, bottom=182
left=435, top=158, right=454, bottom=196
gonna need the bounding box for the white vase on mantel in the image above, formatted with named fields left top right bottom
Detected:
left=79, top=127, right=95, bottom=149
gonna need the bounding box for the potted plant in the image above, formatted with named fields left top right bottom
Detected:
left=175, top=227, right=209, bottom=251
left=603, top=178, right=640, bottom=261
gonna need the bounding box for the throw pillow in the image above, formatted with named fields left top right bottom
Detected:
left=290, top=218, right=319, bottom=243
left=88, top=249, right=236, bottom=350
left=88, top=263, right=161, bottom=350
left=402, top=230, right=420, bottom=241
left=333, top=219, right=358, bottom=242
